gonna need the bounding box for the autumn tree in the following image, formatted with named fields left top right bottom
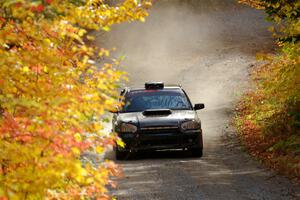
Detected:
left=0, top=0, right=151, bottom=199
left=236, top=0, right=300, bottom=180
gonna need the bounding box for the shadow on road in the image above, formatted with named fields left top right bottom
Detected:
left=118, top=150, right=201, bottom=161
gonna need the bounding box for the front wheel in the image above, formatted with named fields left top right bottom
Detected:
left=115, top=148, right=127, bottom=160
left=190, top=148, right=203, bottom=157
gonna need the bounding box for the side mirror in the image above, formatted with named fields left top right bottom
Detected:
left=109, top=106, right=119, bottom=114
left=194, top=103, right=205, bottom=110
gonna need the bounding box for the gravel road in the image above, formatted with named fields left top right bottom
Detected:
left=96, top=0, right=300, bottom=199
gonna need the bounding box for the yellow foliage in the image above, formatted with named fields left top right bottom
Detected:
left=0, top=0, right=151, bottom=199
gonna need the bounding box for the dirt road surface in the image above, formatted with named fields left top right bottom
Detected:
left=96, top=0, right=300, bottom=199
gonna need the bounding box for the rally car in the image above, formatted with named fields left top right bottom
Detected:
left=112, top=82, right=204, bottom=160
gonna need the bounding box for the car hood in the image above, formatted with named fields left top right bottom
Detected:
left=116, top=110, right=198, bottom=128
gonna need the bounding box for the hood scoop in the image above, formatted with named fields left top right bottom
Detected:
left=142, top=109, right=172, bottom=116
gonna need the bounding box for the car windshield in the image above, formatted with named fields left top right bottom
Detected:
left=122, top=89, right=192, bottom=112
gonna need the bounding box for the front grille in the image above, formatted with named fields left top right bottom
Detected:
left=140, top=137, right=178, bottom=146
left=140, top=126, right=179, bottom=134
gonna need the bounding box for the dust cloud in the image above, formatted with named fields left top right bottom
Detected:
left=97, top=0, right=271, bottom=92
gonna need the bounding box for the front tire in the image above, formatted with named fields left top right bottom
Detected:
left=190, top=148, right=203, bottom=157
left=115, top=148, right=127, bottom=160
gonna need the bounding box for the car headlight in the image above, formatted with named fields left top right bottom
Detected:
left=181, top=120, right=200, bottom=130
left=120, top=123, right=137, bottom=133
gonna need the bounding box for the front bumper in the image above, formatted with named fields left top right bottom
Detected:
left=117, top=129, right=203, bottom=152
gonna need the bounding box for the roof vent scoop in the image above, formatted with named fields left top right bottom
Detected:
left=142, top=109, right=171, bottom=116
left=145, top=82, right=164, bottom=90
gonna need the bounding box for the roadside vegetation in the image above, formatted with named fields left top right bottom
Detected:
left=236, top=0, right=300, bottom=181
left=0, top=0, right=150, bottom=199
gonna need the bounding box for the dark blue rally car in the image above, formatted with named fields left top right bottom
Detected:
left=112, top=82, right=204, bottom=160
